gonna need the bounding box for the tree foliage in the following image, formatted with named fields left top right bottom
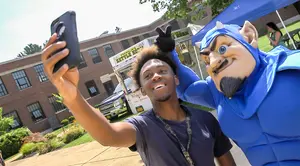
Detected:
left=17, top=39, right=48, bottom=58
left=17, top=43, right=42, bottom=58
left=0, top=107, right=14, bottom=136
left=139, top=0, right=233, bottom=21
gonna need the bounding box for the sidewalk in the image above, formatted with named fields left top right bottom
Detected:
left=7, top=140, right=249, bottom=166
left=6, top=141, right=143, bottom=166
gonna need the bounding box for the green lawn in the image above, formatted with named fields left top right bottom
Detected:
left=4, top=153, right=22, bottom=161
left=258, top=21, right=300, bottom=52
left=63, top=133, right=94, bottom=148
left=51, top=124, right=71, bottom=136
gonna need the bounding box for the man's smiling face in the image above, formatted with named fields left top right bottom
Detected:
left=200, top=35, right=256, bottom=98
left=139, top=59, right=179, bottom=102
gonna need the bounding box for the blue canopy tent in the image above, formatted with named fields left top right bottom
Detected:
left=192, top=0, right=299, bottom=49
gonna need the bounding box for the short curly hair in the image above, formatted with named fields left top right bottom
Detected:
left=128, top=46, right=177, bottom=88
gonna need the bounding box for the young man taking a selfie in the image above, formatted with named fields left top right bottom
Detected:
left=41, top=29, right=235, bottom=165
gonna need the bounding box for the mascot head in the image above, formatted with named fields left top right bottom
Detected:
left=196, top=21, right=260, bottom=98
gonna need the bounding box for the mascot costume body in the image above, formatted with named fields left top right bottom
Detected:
left=155, top=21, right=300, bottom=166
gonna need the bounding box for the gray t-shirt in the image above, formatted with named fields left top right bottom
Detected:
left=126, top=105, right=232, bottom=166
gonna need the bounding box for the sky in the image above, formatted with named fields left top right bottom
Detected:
left=0, top=0, right=165, bottom=63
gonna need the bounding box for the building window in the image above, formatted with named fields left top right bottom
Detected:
left=143, top=33, right=150, bottom=39
left=0, top=77, right=8, bottom=97
left=78, top=53, right=87, bottom=69
left=3, top=111, right=22, bottom=129
left=88, top=48, right=102, bottom=64
left=132, top=36, right=141, bottom=44
left=48, top=95, right=66, bottom=112
left=170, top=20, right=180, bottom=30
left=27, top=102, right=45, bottom=122
left=103, top=80, right=115, bottom=96
left=103, top=44, right=115, bottom=58
left=34, top=64, right=48, bottom=82
left=121, top=40, right=130, bottom=49
left=85, top=80, right=99, bottom=97
left=12, top=70, right=31, bottom=90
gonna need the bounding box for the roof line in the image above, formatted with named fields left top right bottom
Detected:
left=80, top=17, right=172, bottom=44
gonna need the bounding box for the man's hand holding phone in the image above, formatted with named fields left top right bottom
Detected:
left=42, top=33, right=79, bottom=105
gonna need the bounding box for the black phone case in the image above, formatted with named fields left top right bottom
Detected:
left=50, top=11, right=81, bottom=73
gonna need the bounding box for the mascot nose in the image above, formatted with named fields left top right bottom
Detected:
left=210, top=53, right=223, bottom=69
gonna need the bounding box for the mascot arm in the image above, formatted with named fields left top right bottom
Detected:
left=179, top=80, right=217, bottom=109
left=171, top=50, right=217, bottom=109
left=171, top=49, right=200, bottom=91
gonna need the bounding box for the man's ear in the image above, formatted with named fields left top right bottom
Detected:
left=239, top=21, right=258, bottom=48
left=174, top=75, right=180, bottom=86
left=140, top=88, right=147, bottom=96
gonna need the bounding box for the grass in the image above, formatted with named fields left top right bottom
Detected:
left=110, top=112, right=141, bottom=123
left=63, top=133, right=94, bottom=148
left=181, top=101, right=214, bottom=112
left=51, top=124, right=71, bottom=136
left=258, top=21, right=300, bottom=52
left=4, top=153, right=22, bottom=161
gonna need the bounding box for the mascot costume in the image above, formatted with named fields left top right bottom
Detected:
left=155, top=21, right=300, bottom=166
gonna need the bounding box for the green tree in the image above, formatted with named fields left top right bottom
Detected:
left=139, top=0, right=233, bottom=21
left=42, top=40, right=48, bottom=49
left=17, top=43, right=42, bottom=58
left=206, top=0, right=233, bottom=17
left=0, top=107, right=14, bottom=136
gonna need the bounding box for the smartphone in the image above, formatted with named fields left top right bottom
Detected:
left=50, top=11, right=81, bottom=73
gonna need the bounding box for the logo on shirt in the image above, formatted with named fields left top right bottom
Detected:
left=202, top=129, right=210, bottom=138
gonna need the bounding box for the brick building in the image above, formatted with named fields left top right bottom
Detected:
left=0, top=18, right=188, bottom=133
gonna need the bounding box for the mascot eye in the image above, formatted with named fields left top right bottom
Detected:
left=218, top=45, right=228, bottom=55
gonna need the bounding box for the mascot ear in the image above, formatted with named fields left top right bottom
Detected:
left=195, top=42, right=201, bottom=49
left=239, top=21, right=258, bottom=48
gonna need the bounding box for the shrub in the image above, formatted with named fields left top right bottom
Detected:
left=36, top=142, right=50, bottom=155
left=61, top=119, right=69, bottom=126
left=0, top=127, right=30, bottom=159
left=44, top=133, right=57, bottom=140
left=49, top=138, right=64, bottom=150
left=68, top=116, right=75, bottom=123
left=10, top=127, right=31, bottom=139
left=19, top=143, right=37, bottom=156
left=23, top=133, right=47, bottom=144
left=63, top=126, right=85, bottom=144
left=36, top=138, right=64, bottom=155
